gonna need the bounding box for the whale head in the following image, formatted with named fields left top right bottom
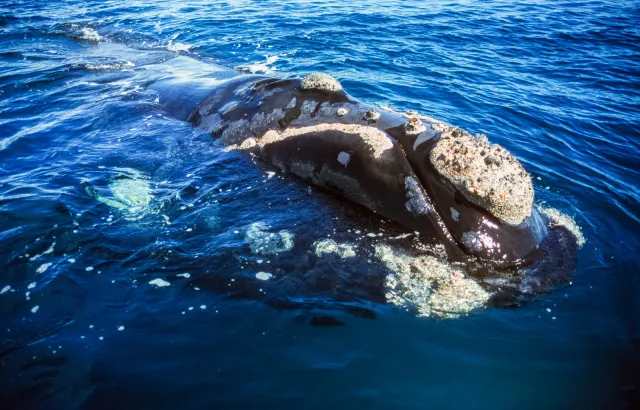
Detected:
left=415, top=124, right=548, bottom=262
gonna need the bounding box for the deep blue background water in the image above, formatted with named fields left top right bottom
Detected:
left=1, top=0, right=639, bottom=409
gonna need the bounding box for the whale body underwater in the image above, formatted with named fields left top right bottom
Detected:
left=147, top=56, right=580, bottom=313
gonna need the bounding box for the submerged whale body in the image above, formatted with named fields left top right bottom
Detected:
left=150, top=57, right=579, bottom=310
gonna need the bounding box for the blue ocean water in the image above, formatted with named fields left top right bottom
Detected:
left=1, top=0, right=639, bottom=408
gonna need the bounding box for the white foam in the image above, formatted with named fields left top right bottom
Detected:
left=149, top=278, right=171, bottom=287
left=255, top=272, right=273, bottom=281
left=245, top=222, right=294, bottom=255
left=79, top=27, right=103, bottom=42
left=0, top=285, right=10, bottom=294
left=177, top=273, right=191, bottom=279
left=36, top=263, right=52, bottom=274
left=236, top=55, right=279, bottom=74
left=167, top=40, right=192, bottom=53
left=314, top=239, right=356, bottom=258
left=28, top=282, right=36, bottom=289
left=43, top=242, right=55, bottom=255
left=31, top=305, right=39, bottom=313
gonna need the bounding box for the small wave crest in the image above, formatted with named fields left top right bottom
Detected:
left=82, top=59, right=135, bottom=71
left=167, top=40, right=192, bottom=53
left=79, top=27, right=103, bottom=43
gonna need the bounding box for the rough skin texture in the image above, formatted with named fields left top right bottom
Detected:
left=429, top=124, right=534, bottom=226
left=259, top=123, right=394, bottom=160
left=300, top=72, right=343, bottom=93
left=375, top=244, right=490, bottom=318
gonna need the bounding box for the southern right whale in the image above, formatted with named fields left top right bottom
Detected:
left=147, top=57, right=580, bottom=312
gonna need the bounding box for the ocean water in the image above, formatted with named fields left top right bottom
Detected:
left=1, top=0, right=639, bottom=409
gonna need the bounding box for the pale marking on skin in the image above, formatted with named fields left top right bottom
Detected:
left=337, top=151, right=351, bottom=166
left=259, top=123, right=393, bottom=159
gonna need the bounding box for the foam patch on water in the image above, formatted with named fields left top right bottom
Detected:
left=149, top=278, right=170, bottom=287
left=538, top=206, right=585, bottom=247
left=255, top=272, right=273, bottom=281
left=245, top=222, right=294, bottom=255
left=236, top=55, right=279, bottom=74
left=314, top=239, right=356, bottom=258
left=85, top=60, right=135, bottom=71
left=375, top=245, right=490, bottom=318
left=80, top=27, right=103, bottom=43
left=167, top=40, right=192, bottom=53
left=36, top=263, right=52, bottom=274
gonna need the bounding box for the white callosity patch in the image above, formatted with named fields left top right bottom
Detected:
left=245, top=222, right=295, bottom=255
left=255, top=272, right=273, bottom=281
left=336, top=107, right=348, bottom=117
left=363, top=108, right=381, bottom=122
left=538, top=206, right=586, bottom=247
left=404, top=176, right=431, bottom=215
left=429, top=125, right=534, bottom=226
left=259, top=123, right=394, bottom=160
left=300, top=72, right=343, bottom=93
left=404, top=116, right=427, bottom=136
left=337, top=151, right=351, bottom=167
left=286, top=97, right=297, bottom=109
left=224, top=137, right=257, bottom=152
left=218, top=108, right=285, bottom=145
left=375, top=244, right=490, bottom=318
left=314, top=239, right=357, bottom=258
left=149, top=278, right=171, bottom=287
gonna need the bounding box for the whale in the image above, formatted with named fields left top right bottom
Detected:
left=148, top=56, right=579, bottom=309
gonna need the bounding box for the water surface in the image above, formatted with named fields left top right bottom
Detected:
left=1, top=0, right=639, bottom=409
